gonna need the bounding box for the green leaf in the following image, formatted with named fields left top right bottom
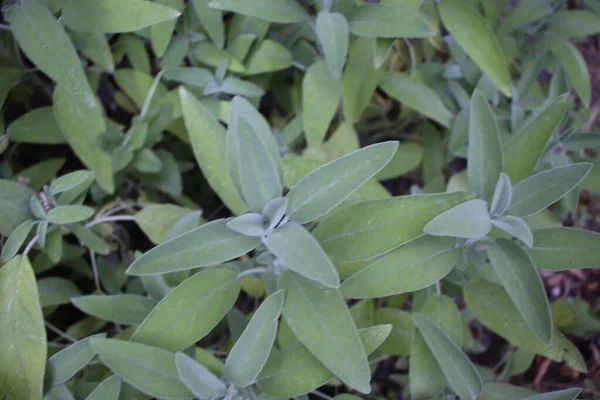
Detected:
left=127, top=219, right=260, bottom=275
left=53, top=86, right=114, bottom=194
left=278, top=272, right=370, bottom=393
left=47, top=205, right=95, bottom=225
left=543, top=35, right=591, bottom=107
left=437, top=0, right=512, bottom=97
left=286, top=141, right=397, bottom=224
left=257, top=325, right=391, bottom=397
left=89, top=338, right=193, bottom=399
left=7, top=107, right=65, bottom=144
left=9, top=0, right=96, bottom=106
left=134, top=149, right=163, bottom=174
left=191, top=0, right=225, bottom=49
left=0, top=67, right=22, bottom=109
left=224, top=290, right=284, bottom=387
left=227, top=96, right=283, bottom=212
left=479, top=382, right=536, bottom=400
left=70, top=224, right=111, bottom=255
left=208, top=0, right=307, bottom=23
left=226, top=213, right=267, bottom=237
left=316, top=12, right=349, bottom=80
left=0, top=256, right=46, bottom=400
left=525, top=227, right=600, bottom=270
left=503, top=94, right=569, bottom=184
left=343, top=37, right=384, bottom=123
left=46, top=334, right=105, bottom=387
left=424, top=199, right=492, bottom=239
left=464, top=279, right=586, bottom=372
left=0, top=220, right=35, bottom=262
left=151, top=0, right=184, bottom=57
left=468, top=89, right=503, bottom=201
left=548, top=10, right=600, bottom=37
left=341, top=236, right=458, bottom=298
left=135, top=204, right=194, bottom=245
left=175, top=352, right=226, bottom=399
left=221, top=77, right=265, bottom=97
left=374, top=308, right=414, bottom=355
left=84, top=375, right=121, bottom=400
left=38, top=277, right=82, bottom=308
left=523, top=388, right=581, bottom=400
left=374, top=141, right=423, bottom=180
left=69, top=30, right=115, bottom=72
left=492, top=216, right=533, bottom=247
left=490, top=173, right=512, bottom=216
left=508, top=164, right=592, bottom=217
left=347, top=4, right=434, bottom=38
left=379, top=72, right=454, bottom=128
left=0, top=180, right=35, bottom=237
left=303, top=60, right=343, bottom=147
left=410, top=332, right=447, bottom=400
left=488, top=238, right=553, bottom=343
left=115, top=69, right=168, bottom=109
left=497, top=0, right=553, bottom=36
left=62, top=0, right=181, bottom=33
left=180, top=88, right=248, bottom=215
left=266, top=221, right=340, bottom=288
left=313, top=193, right=471, bottom=261
left=413, top=313, right=483, bottom=400
left=51, top=171, right=95, bottom=196
left=71, top=294, right=157, bottom=325
left=132, top=269, right=239, bottom=351
left=244, top=39, right=293, bottom=75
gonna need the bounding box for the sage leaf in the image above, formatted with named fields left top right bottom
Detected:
left=490, top=173, right=513, bottom=216
left=413, top=313, right=483, bottom=400
left=38, top=277, right=82, bottom=308
left=89, top=338, right=193, bottom=399
left=316, top=12, right=349, bottom=79
left=525, top=227, right=600, bottom=270
left=424, top=199, right=492, bottom=239
left=62, top=0, right=181, bottom=33
left=508, top=164, right=592, bottom=217
left=492, top=216, right=534, bottom=247
left=286, top=141, right=397, bottom=224
left=0, top=180, right=35, bottom=237
left=438, top=0, right=512, bottom=96
left=46, top=334, right=105, bottom=387
left=341, top=236, right=458, bottom=299
left=51, top=170, right=95, bottom=195
left=47, top=205, right=95, bottom=225
left=132, top=269, right=240, bottom=351
left=548, top=10, right=600, bottom=37
left=522, top=388, right=581, bottom=400
left=84, top=375, right=121, bottom=400
left=266, top=222, right=340, bottom=288
left=208, top=0, right=307, bottom=23
left=191, top=0, right=225, bottom=49
left=468, top=89, right=503, bottom=201
left=410, top=332, right=447, bottom=400
left=127, top=219, right=260, bottom=275
left=374, top=308, right=414, bottom=355
left=347, top=3, right=434, bottom=38
left=278, top=272, right=371, bottom=394
left=175, top=352, right=226, bottom=399
left=0, top=256, right=46, bottom=400
left=71, top=295, right=157, bottom=325
left=226, top=213, right=267, bottom=237
left=224, top=290, right=284, bottom=387
left=0, top=220, right=35, bottom=262
left=6, top=107, right=65, bottom=144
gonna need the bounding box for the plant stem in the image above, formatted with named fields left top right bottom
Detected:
left=45, top=321, right=77, bottom=343
left=0, top=24, right=11, bottom=31
left=312, top=390, right=334, bottom=400
left=22, top=236, right=38, bottom=257
left=86, top=215, right=136, bottom=228
left=236, top=267, right=269, bottom=279
left=88, top=250, right=104, bottom=294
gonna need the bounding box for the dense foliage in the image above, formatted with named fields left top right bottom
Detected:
left=1, top=0, right=600, bottom=399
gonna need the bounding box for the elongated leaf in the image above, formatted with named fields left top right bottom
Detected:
left=69, top=30, right=115, bottom=72
left=1, top=220, right=35, bottom=262
left=503, top=94, right=570, bottom=184
left=347, top=4, right=434, bottom=38
left=313, top=192, right=472, bottom=261
left=0, top=180, right=34, bottom=237
left=38, top=277, right=82, bottom=308
left=208, top=0, right=307, bottom=23
left=410, top=332, right=447, bottom=400
left=341, top=236, right=458, bottom=298
left=413, top=313, right=483, bottom=400
left=267, top=221, right=339, bottom=288
left=480, top=382, right=536, bottom=400
left=438, top=0, right=512, bottom=96
left=492, top=215, right=533, bottom=247
left=227, top=96, right=283, bottom=212
left=89, top=338, right=193, bottom=398
left=525, top=227, right=600, bottom=270
left=71, top=295, right=157, bottom=325
left=464, top=279, right=586, bottom=372
left=191, top=0, right=225, bottom=49
left=47, top=205, right=95, bottom=225
left=508, top=164, right=592, bottom=217
left=180, top=88, right=247, bottom=215
left=7, top=107, right=65, bottom=144
left=544, top=35, right=591, bottom=107
left=316, top=12, right=348, bottom=79
left=380, top=72, right=453, bottom=128
left=424, top=199, right=492, bottom=239
left=175, top=352, right=226, bottom=399
left=0, top=256, right=46, bottom=400
left=468, top=89, right=503, bottom=201
left=497, top=0, right=553, bottom=36
left=46, top=334, right=105, bottom=387
left=132, top=269, right=239, bottom=351
left=8, top=1, right=96, bottom=106
left=257, top=325, right=390, bottom=397
left=374, top=308, right=414, bottom=355
left=278, top=272, right=370, bottom=393
left=226, top=213, right=267, bottom=237
left=488, top=238, right=553, bottom=343
left=84, top=376, right=121, bottom=400
left=127, top=219, right=260, bottom=275
left=151, top=0, right=184, bottom=57
left=224, top=290, right=284, bottom=387
left=522, top=388, right=581, bottom=400
left=51, top=171, right=95, bottom=195
left=303, top=60, right=343, bottom=147
left=548, top=10, right=600, bottom=37
left=286, top=141, right=397, bottom=224
left=490, top=173, right=512, bottom=216
left=62, top=0, right=181, bottom=33
left=70, top=224, right=111, bottom=255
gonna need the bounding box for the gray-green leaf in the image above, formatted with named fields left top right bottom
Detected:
left=347, top=4, right=434, bottom=38
left=0, top=220, right=35, bottom=262
left=84, top=376, right=121, bottom=400
left=47, top=205, right=95, bottom=225
left=208, top=0, right=307, bottom=23
left=71, top=294, right=157, bottom=325
left=492, top=216, right=534, bottom=247
left=490, top=173, right=512, bottom=216
left=175, top=352, right=226, bottom=399
left=316, top=12, right=349, bottom=79
left=424, top=199, right=492, bottom=239
left=46, top=334, right=105, bottom=387
left=525, top=227, right=600, bottom=270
